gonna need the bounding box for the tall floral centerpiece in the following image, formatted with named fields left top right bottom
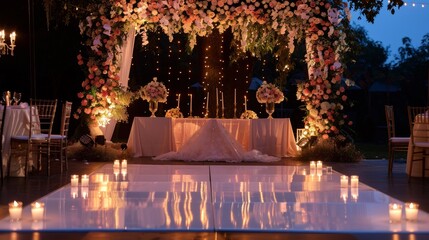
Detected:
left=256, top=81, right=285, bottom=119
left=139, top=77, right=169, bottom=117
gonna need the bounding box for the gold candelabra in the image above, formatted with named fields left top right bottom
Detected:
left=0, top=29, right=16, bottom=57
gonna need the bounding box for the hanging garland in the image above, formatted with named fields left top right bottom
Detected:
left=75, top=0, right=352, bottom=140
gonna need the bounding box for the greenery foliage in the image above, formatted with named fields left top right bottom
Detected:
left=298, top=139, right=363, bottom=162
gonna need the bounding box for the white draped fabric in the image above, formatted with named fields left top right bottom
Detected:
left=154, top=119, right=279, bottom=162
left=100, top=28, right=136, bottom=141
left=1, top=106, right=31, bottom=177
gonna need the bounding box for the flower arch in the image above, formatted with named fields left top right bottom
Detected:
left=75, top=0, right=352, bottom=140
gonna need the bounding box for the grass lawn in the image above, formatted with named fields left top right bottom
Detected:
left=355, top=142, right=407, bottom=160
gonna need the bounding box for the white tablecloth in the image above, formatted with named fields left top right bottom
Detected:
left=406, top=120, right=429, bottom=177
left=127, top=117, right=298, bottom=158
left=1, top=106, right=31, bottom=177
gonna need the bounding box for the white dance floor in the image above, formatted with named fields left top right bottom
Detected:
left=1, top=164, right=429, bottom=237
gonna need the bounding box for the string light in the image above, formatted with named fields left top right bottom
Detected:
left=401, top=1, right=427, bottom=7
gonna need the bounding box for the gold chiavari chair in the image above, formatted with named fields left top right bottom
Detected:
left=51, top=101, right=73, bottom=173
left=0, top=101, right=7, bottom=184
left=407, top=106, right=429, bottom=180
left=8, top=99, right=57, bottom=177
left=385, top=105, right=409, bottom=176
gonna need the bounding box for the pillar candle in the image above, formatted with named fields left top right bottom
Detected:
left=121, top=159, right=127, bottom=169
left=389, top=203, right=402, bottom=223
left=71, top=175, right=79, bottom=187
left=350, top=175, right=359, bottom=188
left=113, top=160, right=120, bottom=168
left=81, top=174, right=89, bottom=187
left=9, top=201, right=23, bottom=221
left=31, top=202, right=45, bottom=221
left=405, top=202, right=419, bottom=221
left=309, top=161, right=316, bottom=170
left=340, top=175, right=348, bottom=188
left=316, top=161, right=323, bottom=169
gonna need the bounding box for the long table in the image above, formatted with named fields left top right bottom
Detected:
left=127, top=117, right=298, bottom=158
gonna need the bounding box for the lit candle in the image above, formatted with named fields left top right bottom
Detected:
left=350, top=175, right=359, bottom=188
left=121, top=159, right=127, bottom=169
left=316, top=161, right=323, bottom=169
left=31, top=202, right=45, bottom=221
left=326, top=166, right=333, bottom=174
left=244, top=95, right=247, bottom=111
left=309, top=161, right=316, bottom=170
left=71, top=174, right=79, bottom=187
left=389, top=203, right=402, bottom=223
left=113, top=160, right=120, bottom=168
left=405, top=202, right=419, bottom=221
left=177, top=93, right=181, bottom=108
left=234, top=88, right=236, bottom=106
left=81, top=174, right=89, bottom=187
left=221, top=91, right=224, bottom=109
left=9, top=201, right=23, bottom=221
left=340, top=175, right=349, bottom=188
left=10, top=32, right=16, bottom=44
left=0, top=30, right=4, bottom=41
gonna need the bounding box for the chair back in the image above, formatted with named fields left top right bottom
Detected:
left=407, top=106, right=429, bottom=143
left=0, top=102, right=6, bottom=180
left=59, top=101, right=73, bottom=137
left=385, top=105, right=395, bottom=139
left=29, top=99, right=58, bottom=138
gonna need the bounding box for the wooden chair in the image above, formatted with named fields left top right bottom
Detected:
left=50, top=101, right=73, bottom=173
left=407, top=106, right=429, bottom=180
left=8, top=99, right=57, bottom=177
left=384, top=105, right=410, bottom=176
left=0, top=102, right=7, bottom=184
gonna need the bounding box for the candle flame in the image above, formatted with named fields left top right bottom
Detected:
left=13, top=201, right=19, bottom=207
left=35, top=202, right=41, bottom=208
left=409, top=203, right=414, bottom=209
left=393, top=203, right=398, bottom=209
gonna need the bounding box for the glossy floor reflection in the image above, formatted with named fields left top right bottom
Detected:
left=0, top=164, right=428, bottom=235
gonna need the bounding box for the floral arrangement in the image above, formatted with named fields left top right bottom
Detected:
left=73, top=0, right=351, bottom=141
left=256, top=81, right=285, bottom=104
left=165, top=108, right=184, bottom=118
left=240, top=110, right=258, bottom=119
left=74, top=1, right=135, bottom=127
left=139, top=77, right=169, bottom=103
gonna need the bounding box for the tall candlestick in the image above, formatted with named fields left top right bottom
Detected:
left=205, top=92, right=209, bottom=118
left=216, top=88, right=218, bottom=106
left=177, top=93, right=181, bottom=109
left=221, top=91, right=224, bottom=110
left=234, top=89, right=236, bottom=104
left=244, top=95, right=247, bottom=111
left=188, top=93, right=193, bottom=117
